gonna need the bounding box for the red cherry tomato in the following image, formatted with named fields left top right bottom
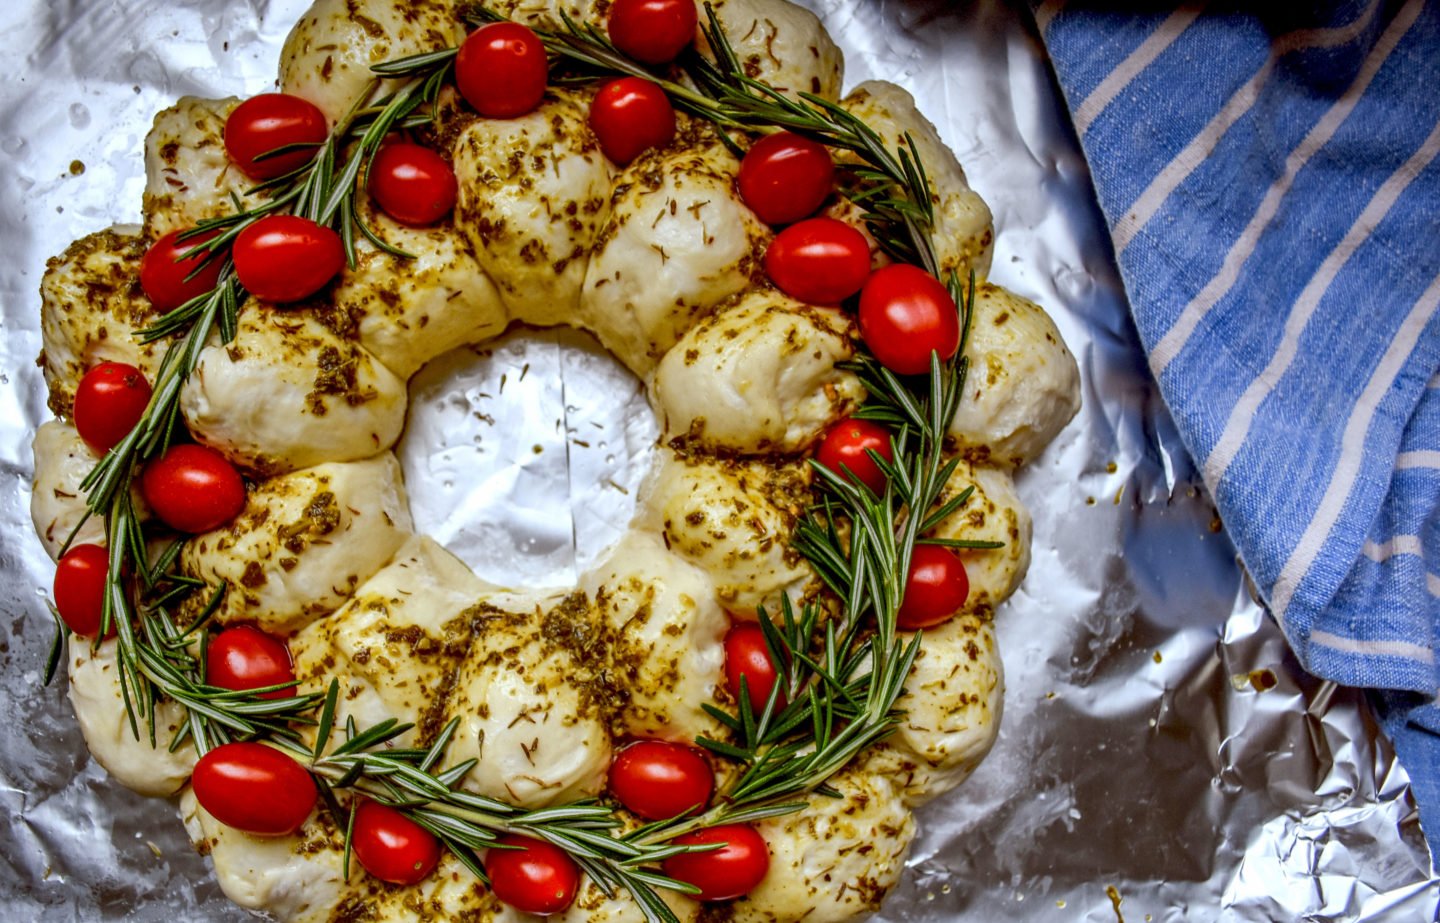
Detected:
left=723, top=622, right=784, bottom=711
left=662, top=824, right=770, bottom=901
left=140, top=228, right=226, bottom=313
left=608, top=0, right=698, bottom=64
left=224, top=93, right=328, bottom=181
left=232, top=215, right=344, bottom=303
left=857, top=264, right=960, bottom=375
left=763, top=217, right=871, bottom=305
left=192, top=742, right=316, bottom=836
left=609, top=741, right=715, bottom=821
left=589, top=77, right=676, bottom=165
left=896, top=544, right=970, bottom=630
left=815, top=418, right=893, bottom=495
left=367, top=142, right=458, bottom=227
left=487, top=834, right=581, bottom=915
left=73, top=362, right=152, bottom=454
left=206, top=625, right=295, bottom=700
left=351, top=800, right=443, bottom=886
left=141, top=444, right=246, bottom=534
left=737, top=132, right=835, bottom=226
left=53, top=544, right=114, bottom=639
left=455, top=22, right=548, bottom=119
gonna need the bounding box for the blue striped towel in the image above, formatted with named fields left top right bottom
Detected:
left=1033, top=0, right=1440, bottom=862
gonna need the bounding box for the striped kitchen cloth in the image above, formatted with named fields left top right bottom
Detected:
left=1032, top=0, right=1440, bottom=861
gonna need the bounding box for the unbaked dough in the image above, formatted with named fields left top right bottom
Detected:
left=32, top=0, right=1081, bottom=919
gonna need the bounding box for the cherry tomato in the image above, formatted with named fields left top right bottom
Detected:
left=487, top=834, right=581, bottom=915
left=232, top=215, right=344, bottom=303
left=608, top=0, right=698, bottom=64
left=737, top=132, right=835, bottom=226
left=53, top=543, right=114, bottom=639
left=140, top=444, right=246, bottom=534
left=896, top=544, right=970, bottom=630
left=815, top=418, right=893, bottom=495
left=857, top=264, right=960, bottom=376
left=192, top=742, right=316, bottom=837
left=73, top=362, right=152, bottom=454
left=140, top=228, right=225, bottom=313
left=763, top=217, right=871, bottom=305
left=723, top=621, right=784, bottom=711
left=351, top=800, right=443, bottom=886
left=609, top=741, right=714, bottom=821
left=661, top=824, right=770, bottom=901
left=589, top=77, right=676, bottom=165
left=224, top=93, right=328, bottom=181
left=206, top=625, right=295, bottom=700
left=455, top=22, right=548, bottom=119
left=367, top=142, right=458, bottom=227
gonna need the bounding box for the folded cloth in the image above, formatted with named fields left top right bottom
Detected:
left=1031, top=0, right=1440, bottom=862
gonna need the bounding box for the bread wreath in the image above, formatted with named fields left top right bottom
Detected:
left=32, top=1, right=1080, bottom=919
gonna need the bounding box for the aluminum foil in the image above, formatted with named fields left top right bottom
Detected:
left=398, top=329, right=658, bottom=589
left=0, top=0, right=1435, bottom=919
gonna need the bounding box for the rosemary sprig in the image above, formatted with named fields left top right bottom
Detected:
left=636, top=320, right=977, bottom=847
left=61, top=49, right=457, bottom=755
left=185, top=51, right=456, bottom=265
left=65, top=275, right=244, bottom=743
left=68, top=516, right=322, bottom=754
left=285, top=683, right=704, bottom=923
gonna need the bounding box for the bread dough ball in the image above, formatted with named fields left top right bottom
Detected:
left=584, top=530, right=729, bottom=741
left=820, top=196, right=888, bottom=270
left=735, top=768, right=915, bottom=922
left=866, top=613, right=1003, bottom=806
left=546, top=879, right=700, bottom=923
left=279, top=0, right=465, bottom=125
left=142, top=96, right=248, bottom=239
left=949, top=282, right=1080, bottom=467
left=451, top=88, right=613, bottom=327
left=399, top=875, right=699, bottom=923
left=490, top=0, right=843, bottom=103
left=183, top=453, right=412, bottom=635
left=290, top=535, right=486, bottom=750
left=581, top=134, right=768, bottom=375
left=641, top=449, right=813, bottom=616
left=708, top=0, right=844, bottom=102
left=334, top=852, right=490, bottom=921
left=483, top=0, right=609, bottom=31
left=928, top=463, right=1032, bottom=615
left=30, top=421, right=104, bottom=558
left=445, top=590, right=612, bottom=808
left=68, top=639, right=195, bottom=797
left=180, top=304, right=407, bottom=476
left=650, top=289, right=863, bottom=454
left=39, top=227, right=161, bottom=418
left=839, top=81, right=993, bottom=282
left=31, top=422, right=147, bottom=559
left=180, top=787, right=345, bottom=922
left=336, top=192, right=509, bottom=380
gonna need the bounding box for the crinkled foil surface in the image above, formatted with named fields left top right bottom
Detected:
left=0, top=0, right=1436, bottom=919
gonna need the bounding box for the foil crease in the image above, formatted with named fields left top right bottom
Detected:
left=0, top=0, right=1434, bottom=920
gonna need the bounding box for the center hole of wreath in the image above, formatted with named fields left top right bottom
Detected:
left=396, top=326, right=659, bottom=589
